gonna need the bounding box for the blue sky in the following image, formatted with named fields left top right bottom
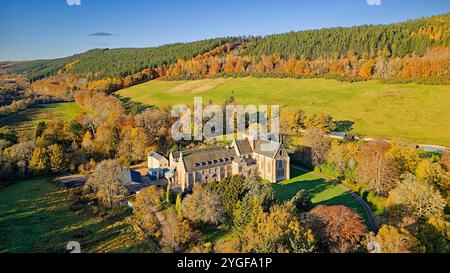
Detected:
left=0, top=0, right=449, bottom=61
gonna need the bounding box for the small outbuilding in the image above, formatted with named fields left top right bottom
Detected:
left=148, top=152, right=169, bottom=169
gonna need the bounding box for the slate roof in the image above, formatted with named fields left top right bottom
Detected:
left=120, top=170, right=142, bottom=185
left=234, top=139, right=253, bottom=155
left=130, top=170, right=142, bottom=182
left=148, top=152, right=168, bottom=162
left=254, top=139, right=281, bottom=158
left=176, top=147, right=236, bottom=172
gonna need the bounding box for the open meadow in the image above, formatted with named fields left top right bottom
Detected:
left=0, top=178, right=156, bottom=253
left=0, top=102, right=88, bottom=131
left=116, top=77, right=450, bottom=146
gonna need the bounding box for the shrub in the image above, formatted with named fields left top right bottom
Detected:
left=314, top=162, right=340, bottom=179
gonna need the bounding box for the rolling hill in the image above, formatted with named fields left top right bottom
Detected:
left=1, top=13, right=448, bottom=84
left=116, top=77, right=450, bottom=147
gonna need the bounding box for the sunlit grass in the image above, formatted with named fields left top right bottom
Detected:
left=117, top=77, right=450, bottom=146
left=0, top=178, right=156, bottom=253
left=0, top=103, right=89, bottom=131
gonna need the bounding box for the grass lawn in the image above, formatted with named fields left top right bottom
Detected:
left=0, top=102, right=88, bottom=131
left=273, top=168, right=369, bottom=223
left=0, top=177, right=155, bottom=253
left=116, top=77, right=450, bottom=146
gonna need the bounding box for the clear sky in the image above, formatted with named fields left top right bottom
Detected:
left=1, top=0, right=449, bottom=61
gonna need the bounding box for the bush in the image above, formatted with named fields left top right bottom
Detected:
left=314, top=162, right=340, bottom=179
left=366, top=192, right=387, bottom=216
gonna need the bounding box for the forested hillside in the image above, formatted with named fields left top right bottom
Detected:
left=245, top=13, right=450, bottom=59
left=1, top=38, right=232, bottom=81
left=2, top=13, right=449, bottom=88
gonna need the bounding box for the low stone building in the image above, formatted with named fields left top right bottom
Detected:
left=164, top=135, right=290, bottom=191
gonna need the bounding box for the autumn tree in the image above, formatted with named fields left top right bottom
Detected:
left=47, top=144, right=65, bottom=173
left=133, top=187, right=162, bottom=241
left=238, top=202, right=316, bottom=253
left=326, top=141, right=359, bottom=180
left=357, top=141, right=400, bottom=196
left=441, top=150, right=450, bottom=171
left=280, top=109, right=305, bottom=134
left=84, top=159, right=128, bottom=208
left=308, top=205, right=368, bottom=253
left=162, top=209, right=201, bottom=252
left=416, top=159, right=449, bottom=197
left=358, top=59, right=376, bottom=78
left=81, top=131, right=94, bottom=153
left=134, top=186, right=165, bottom=211
left=29, top=147, right=49, bottom=174
left=416, top=216, right=450, bottom=253
left=63, top=120, right=83, bottom=143
left=303, top=128, right=331, bottom=166
left=1, top=141, right=35, bottom=178
left=303, top=113, right=336, bottom=133
left=389, top=173, right=446, bottom=221
left=387, top=143, right=419, bottom=174
left=181, top=184, right=223, bottom=225
left=366, top=225, right=421, bottom=253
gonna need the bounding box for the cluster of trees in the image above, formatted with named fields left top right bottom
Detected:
left=0, top=89, right=24, bottom=106
left=157, top=14, right=450, bottom=83
left=126, top=174, right=374, bottom=253
left=0, top=97, right=37, bottom=117
left=163, top=46, right=449, bottom=83
left=0, top=95, right=63, bottom=118
left=0, top=91, right=174, bottom=185
left=74, top=89, right=174, bottom=163
left=5, top=38, right=233, bottom=82
left=31, top=75, right=88, bottom=101
left=0, top=119, right=81, bottom=181
left=291, top=125, right=449, bottom=253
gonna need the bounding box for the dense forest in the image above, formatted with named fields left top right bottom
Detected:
left=1, top=38, right=233, bottom=82
left=245, top=13, right=450, bottom=60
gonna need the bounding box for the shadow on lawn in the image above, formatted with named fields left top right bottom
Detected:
left=113, top=94, right=155, bottom=115
left=273, top=178, right=333, bottom=201
left=318, top=193, right=369, bottom=224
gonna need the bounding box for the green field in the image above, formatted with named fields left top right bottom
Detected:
left=116, top=77, right=450, bottom=146
left=273, top=167, right=368, bottom=223
left=0, top=178, right=155, bottom=253
left=0, top=102, right=88, bottom=131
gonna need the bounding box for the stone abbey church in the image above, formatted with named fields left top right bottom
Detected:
left=149, top=134, right=290, bottom=192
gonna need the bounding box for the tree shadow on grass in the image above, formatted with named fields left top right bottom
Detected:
left=317, top=193, right=369, bottom=225
left=113, top=94, right=155, bottom=115
left=334, top=120, right=355, bottom=132
left=273, top=178, right=333, bottom=201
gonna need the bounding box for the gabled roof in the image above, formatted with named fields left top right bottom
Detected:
left=234, top=139, right=253, bottom=155
left=177, top=147, right=236, bottom=172
left=119, top=170, right=142, bottom=185
left=130, top=170, right=142, bottom=182
left=254, top=139, right=281, bottom=158
left=148, top=152, right=168, bottom=162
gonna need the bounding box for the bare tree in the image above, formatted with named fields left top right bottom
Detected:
left=84, top=159, right=128, bottom=208
left=182, top=184, right=223, bottom=225
left=303, top=128, right=331, bottom=166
